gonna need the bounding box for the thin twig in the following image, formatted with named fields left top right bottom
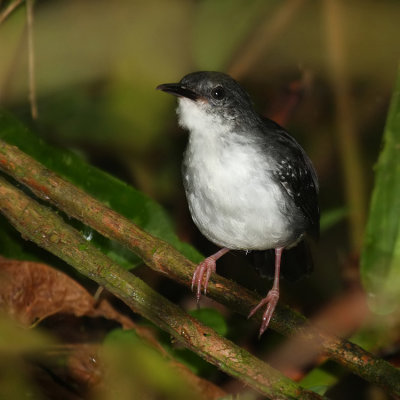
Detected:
left=0, top=0, right=23, bottom=25
left=26, top=0, right=38, bottom=119
left=0, top=139, right=399, bottom=395
left=0, top=176, right=323, bottom=400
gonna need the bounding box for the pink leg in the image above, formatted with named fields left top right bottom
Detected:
left=248, top=247, right=283, bottom=337
left=191, top=248, right=230, bottom=303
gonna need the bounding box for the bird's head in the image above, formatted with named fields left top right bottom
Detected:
left=157, top=71, right=255, bottom=132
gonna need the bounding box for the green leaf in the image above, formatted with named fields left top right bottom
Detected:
left=0, top=110, right=203, bottom=267
left=361, top=65, right=400, bottom=314
left=299, top=361, right=342, bottom=396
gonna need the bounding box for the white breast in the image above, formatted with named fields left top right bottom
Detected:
left=178, top=98, right=293, bottom=251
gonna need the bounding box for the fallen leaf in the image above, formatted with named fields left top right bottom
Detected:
left=0, top=257, right=135, bottom=329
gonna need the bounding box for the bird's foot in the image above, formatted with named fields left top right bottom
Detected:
left=191, top=256, right=217, bottom=303
left=248, top=288, right=279, bottom=337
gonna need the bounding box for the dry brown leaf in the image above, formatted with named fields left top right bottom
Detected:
left=0, top=257, right=135, bottom=329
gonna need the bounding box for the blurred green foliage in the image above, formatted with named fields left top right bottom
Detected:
left=0, top=314, right=52, bottom=400
left=320, top=206, right=348, bottom=232
left=192, top=0, right=270, bottom=69
left=100, top=329, right=200, bottom=400
left=361, top=67, right=400, bottom=315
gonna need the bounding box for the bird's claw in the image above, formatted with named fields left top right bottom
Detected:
left=191, top=256, right=216, bottom=303
left=248, top=288, right=279, bottom=337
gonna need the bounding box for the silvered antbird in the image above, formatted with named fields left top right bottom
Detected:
left=157, top=71, right=319, bottom=336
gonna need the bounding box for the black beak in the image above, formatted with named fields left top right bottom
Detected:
left=156, top=83, right=199, bottom=101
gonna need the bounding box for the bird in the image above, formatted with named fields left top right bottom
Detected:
left=156, top=71, right=319, bottom=336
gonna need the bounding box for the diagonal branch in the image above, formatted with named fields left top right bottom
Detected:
left=0, top=175, right=322, bottom=400
left=0, top=139, right=400, bottom=395
left=0, top=0, right=23, bottom=25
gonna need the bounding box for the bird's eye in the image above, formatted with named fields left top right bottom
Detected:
left=211, top=86, right=225, bottom=100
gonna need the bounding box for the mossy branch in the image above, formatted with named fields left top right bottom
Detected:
left=0, top=139, right=400, bottom=396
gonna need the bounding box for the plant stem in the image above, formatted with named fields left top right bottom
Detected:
left=323, top=0, right=367, bottom=251
left=26, top=0, right=38, bottom=120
